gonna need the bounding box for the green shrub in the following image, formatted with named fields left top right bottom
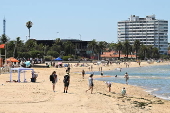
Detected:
left=62, top=56, right=71, bottom=61
left=44, top=55, right=53, bottom=61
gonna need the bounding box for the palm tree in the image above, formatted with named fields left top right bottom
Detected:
left=26, top=21, right=33, bottom=39
left=134, top=40, right=141, bottom=59
left=152, top=47, right=159, bottom=58
left=108, top=42, right=117, bottom=51
left=88, top=39, right=97, bottom=59
left=97, top=41, right=107, bottom=60
left=139, top=44, right=147, bottom=59
left=116, top=41, right=123, bottom=60
left=123, top=40, right=131, bottom=59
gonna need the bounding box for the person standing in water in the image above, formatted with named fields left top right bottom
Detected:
left=86, top=74, right=94, bottom=94
left=124, top=72, right=129, bottom=84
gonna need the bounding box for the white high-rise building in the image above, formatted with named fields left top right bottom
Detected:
left=118, top=15, right=168, bottom=54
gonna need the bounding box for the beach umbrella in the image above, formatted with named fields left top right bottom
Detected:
left=6, top=57, right=19, bottom=62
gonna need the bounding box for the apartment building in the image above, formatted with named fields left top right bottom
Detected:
left=118, top=15, right=168, bottom=54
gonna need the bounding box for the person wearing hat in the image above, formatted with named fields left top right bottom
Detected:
left=63, top=73, right=70, bottom=93
left=86, top=74, right=94, bottom=94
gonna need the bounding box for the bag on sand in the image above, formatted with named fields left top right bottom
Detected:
left=50, top=75, right=54, bottom=81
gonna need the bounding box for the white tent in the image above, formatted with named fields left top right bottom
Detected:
left=10, top=68, right=34, bottom=82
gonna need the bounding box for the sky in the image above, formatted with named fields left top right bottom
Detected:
left=0, top=0, right=169, bottom=43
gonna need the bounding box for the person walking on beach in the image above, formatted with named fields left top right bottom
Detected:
left=124, top=72, right=129, bottom=84
left=105, top=81, right=111, bottom=92
left=82, top=69, right=85, bottom=79
left=86, top=74, right=94, bottom=94
left=63, top=73, right=70, bottom=93
left=50, top=71, right=58, bottom=92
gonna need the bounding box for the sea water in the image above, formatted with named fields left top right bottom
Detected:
left=87, top=64, right=170, bottom=100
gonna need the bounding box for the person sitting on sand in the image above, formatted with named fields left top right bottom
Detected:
left=105, top=81, right=111, bottom=92
left=121, top=87, right=126, bottom=96
left=86, top=74, right=94, bottom=94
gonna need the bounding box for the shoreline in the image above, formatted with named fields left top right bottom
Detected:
left=0, top=61, right=170, bottom=113
left=85, top=61, right=170, bottom=100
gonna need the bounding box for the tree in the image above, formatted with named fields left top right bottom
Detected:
left=123, top=40, right=131, bottom=59
left=63, top=41, right=74, bottom=55
left=116, top=41, right=123, bottom=60
left=88, top=39, right=97, bottom=59
left=134, top=40, right=141, bottom=59
left=0, top=34, right=9, bottom=44
left=108, top=42, right=117, bottom=51
left=97, top=41, right=107, bottom=60
left=26, top=21, right=33, bottom=39
left=139, top=44, right=147, bottom=59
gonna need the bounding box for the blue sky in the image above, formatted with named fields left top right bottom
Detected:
left=0, top=0, right=169, bottom=43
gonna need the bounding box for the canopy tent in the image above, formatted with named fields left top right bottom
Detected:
left=54, top=57, right=62, bottom=61
left=6, top=57, right=19, bottom=62
left=10, top=68, right=34, bottom=82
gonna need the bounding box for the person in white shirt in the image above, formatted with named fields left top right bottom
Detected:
left=105, top=81, right=111, bottom=92
left=121, top=87, right=126, bottom=96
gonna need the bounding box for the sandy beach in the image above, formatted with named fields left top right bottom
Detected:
left=0, top=61, right=170, bottom=113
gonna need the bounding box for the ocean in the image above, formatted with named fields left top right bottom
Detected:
left=87, top=64, right=170, bottom=100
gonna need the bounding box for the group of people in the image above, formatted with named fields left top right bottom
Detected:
left=49, top=67, right=128, bottom=96
left=50, top=71, right=70, bottom=93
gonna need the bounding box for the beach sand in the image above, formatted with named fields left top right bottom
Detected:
left=0, top=61, right=170, bottom=113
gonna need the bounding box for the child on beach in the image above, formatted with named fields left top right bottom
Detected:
left=121, top=87, right=126, bottom=96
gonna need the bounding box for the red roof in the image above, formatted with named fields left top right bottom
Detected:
left=101, top=51, right=136, bottom=58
